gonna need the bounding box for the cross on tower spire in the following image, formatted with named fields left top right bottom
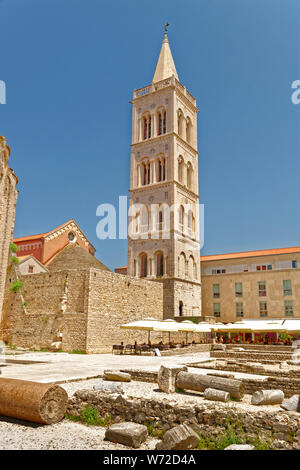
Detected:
left=164, top=22, right=170, bottom=38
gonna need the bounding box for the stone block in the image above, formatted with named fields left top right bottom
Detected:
left=204, top=388, right=230, bottom=402
left=212, top=344, right=226, bottom=351
left=93, top=381, right=123, bottom=394
left=157, top=365, right=187, bottom=393
left=156, top=424, right=200, bottom=450
left=104, top=371, right=131, bottom=382
left=251, top=389, right=284, bottom=405
left=105, top=422, right=148, bottom=448
left=280, top=395, right=300, bottom=412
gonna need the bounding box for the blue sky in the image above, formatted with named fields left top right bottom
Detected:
left=0, top=0, right=300, bottom=270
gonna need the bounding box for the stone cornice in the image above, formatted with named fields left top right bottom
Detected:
left=132, top=78, right=198, bottom=113
left=129, top=179, right=199, bottom=200
left=131, top=132, right=198, bottom=155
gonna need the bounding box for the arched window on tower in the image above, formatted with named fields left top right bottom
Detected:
left=157, top=156, right=166, bottom=182
left=188, top=255, right=195, bottom=280
left=187, top=162, right=193, bottom=190
left=187, top=209, right=193, bottom=237
left=155, top=251, right=164, bottom=277
left=157, top=108, right=167, bottom=136
left=179, top=205, right=184, bottom=233
left=178, top=157, right=184, bottom=184
left=177, top=109, right=184, bottom=137
left=186, top=117, right=192, bottom=144
left=139, top=253, right=148, bottom=278
left=178, top=252, right=186, bottom=278
left=158, top=208, right=163, bottom=231
left=142, top=160, right=151, bottom=185
left=143, top=113, right=151, bottom=140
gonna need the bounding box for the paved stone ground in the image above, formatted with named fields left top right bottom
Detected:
left=0, top=350, right=211, bottom=383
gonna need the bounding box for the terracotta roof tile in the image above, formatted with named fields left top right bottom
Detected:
left=201, top=246, right=300, bottom=262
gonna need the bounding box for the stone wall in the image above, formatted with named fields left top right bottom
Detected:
left=86, top=269, right=164, bottom=353
left=0, top=136, right=18, bottom=323
left=210, top=350, right=293, bottom=362
left=67, top=389, right=300, bottom=449
left=1, top=268, right=164, bottom=352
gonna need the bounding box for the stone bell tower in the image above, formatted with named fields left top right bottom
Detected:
left=127, top=26, right=201, bottom=319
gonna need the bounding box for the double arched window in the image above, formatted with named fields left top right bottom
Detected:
left=179, top=205, right=184, bottom=233
left=157, top=156, right=166, bottom=182
left=177, top=109, right=184, bottom=137
left=186, top=117, right=192, bottom=144
left=187, top=162, right=193, bottom=190
left=155, top=251, right=164, bottom=277
left=143, top=113, right=151, bottom=140
left=157, top=108, right=166, bottom=136
left=141, top=160, right=151, bottom=185
left=178, top=156, right=184, bottom=184
left=139, top=253, right=148, bottom=278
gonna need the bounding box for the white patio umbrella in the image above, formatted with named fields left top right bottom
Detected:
left=120, top=318, right=161, bottom=343
left=249, top=321, right=286, bottom=333
left=212, top=322, right=252, bottom=332
left=193, top=322, right=213, bottom=333
left=153, top=319, right=179, bottom=342
left=281, top=320, right=300, bottom=333
left=177, top=320, right=197, bottom=342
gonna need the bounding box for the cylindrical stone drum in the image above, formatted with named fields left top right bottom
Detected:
left=0, top=378, right=68, bottom=424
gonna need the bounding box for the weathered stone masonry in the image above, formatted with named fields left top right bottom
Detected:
left=0, top=136, right=18, bottom=323
left=1, top=268, right=164, bottom=352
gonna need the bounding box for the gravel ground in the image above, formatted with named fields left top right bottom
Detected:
left=0, top=415, right=159, bottom=450
left=0, top=374, right=285, bottom=450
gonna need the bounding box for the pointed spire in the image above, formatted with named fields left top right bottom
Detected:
left=152, top=24, right=178, bottom=84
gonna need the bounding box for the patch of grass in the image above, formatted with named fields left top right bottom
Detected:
left=196, top=422, right=273, bottom=450
left=230, top=396, right=239, bottom=402
left=10, top=280, right=23, bottom=292
left=71, top=349, right=86, bottom=354
left=40, top=348, right=48, bottom=352
left=23, top=301, right=28, bottom=308
left=175, top=387, right=185, bottom=394
left=144, top=420, right=165, bottom=439
left=249, top=437, right=272, bottom=450
left=66, top=406, right=111, bottom=427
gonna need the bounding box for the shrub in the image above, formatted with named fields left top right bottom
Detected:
left=10, top=256, right=19, bottom=264
left=66, top=406, right=111, bottom=427
left=144, top=420, right=165, bottom=439
left=10, top=280, right=23, bottom=292
left=9, top=242, right=18, bottom=254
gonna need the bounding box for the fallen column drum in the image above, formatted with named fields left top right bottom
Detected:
left=0, top=378, right=68, bottom=424
left=176, top=371, right=245, bottom=400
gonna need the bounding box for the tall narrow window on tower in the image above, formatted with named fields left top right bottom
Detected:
left=157, top=108, right=167, bottom=136
left=186, top=117, right=192, bottom=144
left=156, top=252, right=164, bottom=277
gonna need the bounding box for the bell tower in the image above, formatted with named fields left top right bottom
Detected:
left=127, top=26, right=202, bottom=319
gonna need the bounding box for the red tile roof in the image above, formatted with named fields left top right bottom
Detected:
left=201, top=246, right=300, bottom=262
